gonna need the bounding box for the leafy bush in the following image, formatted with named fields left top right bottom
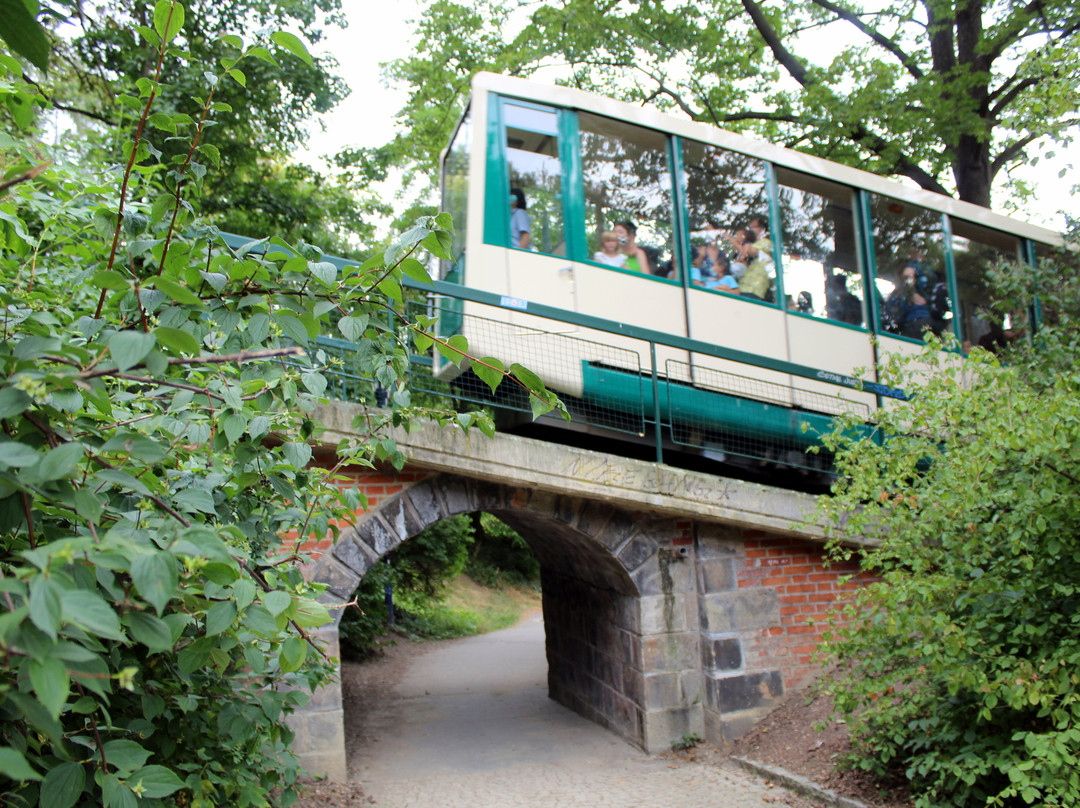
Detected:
left=0, top=5, right=565, bottom=806
left=465, top=513, right=540, bottom=588
left=817, top=238, right=1080, bottom=807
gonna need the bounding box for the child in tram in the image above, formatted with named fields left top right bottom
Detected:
left=593, top=231, right=628, bottom=268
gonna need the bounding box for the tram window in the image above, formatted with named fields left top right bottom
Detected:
left=578, top=113, right=676, bottom=279
left=949, top=220, right=1020, bottom=351
left=681, top=140, right=767, bottom=296
left=504, top=102, right=566, bottom=256
left=441, top=107, right=471, bottom=276
left=775, top=169, right=862, bottom=324
left=869, top=195, right=949, bottom=340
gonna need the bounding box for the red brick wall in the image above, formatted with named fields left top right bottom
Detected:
left=737, top=535, right=874, bottom=689
left=280, top=464, right=431, bottom=559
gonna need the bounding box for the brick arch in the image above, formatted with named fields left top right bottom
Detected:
left=305, top=473, right=698, bottom=759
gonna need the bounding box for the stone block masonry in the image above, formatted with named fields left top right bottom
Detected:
left=696, top=525, right=872, bottom=744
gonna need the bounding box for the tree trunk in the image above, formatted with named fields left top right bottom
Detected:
left=952, top=133, right=993, bottom=208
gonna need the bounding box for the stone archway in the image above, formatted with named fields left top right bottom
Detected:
left=292, top=474, right=703, bottom=778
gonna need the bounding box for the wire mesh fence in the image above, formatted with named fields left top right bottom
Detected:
left=663, top=360, right=871, bottom=471
left=305, top=290, right=872, bottom=472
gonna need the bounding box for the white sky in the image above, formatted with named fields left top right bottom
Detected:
left=302, top=1, right=1077, bottom=232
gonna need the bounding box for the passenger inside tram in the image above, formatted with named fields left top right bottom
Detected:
left=509, top=188, right=531, bottom=250
left=593, top=230, right=628, bottom=268
left=613, top=221, right=653, bottom=275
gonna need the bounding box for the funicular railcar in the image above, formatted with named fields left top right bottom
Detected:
left=429, top=72, right=1062, bottom=482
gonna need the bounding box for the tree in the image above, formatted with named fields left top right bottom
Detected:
left=378, top=0, right=1080, bottom=208
left=23, top=0, right=387, bottom=253
left=0, top=4, right=562, bottom=806
left=814, top=233, right=1080, bottom=806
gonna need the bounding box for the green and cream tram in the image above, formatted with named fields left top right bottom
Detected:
left=432, top=72, right=1062, bottom=475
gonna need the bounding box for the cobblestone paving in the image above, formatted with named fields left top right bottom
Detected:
left=351, top=615, right=807, bottom=808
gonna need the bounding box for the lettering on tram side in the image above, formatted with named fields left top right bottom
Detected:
left=815, top=370, right=858, bottom=388
left=499, top=295, right=528, bottom=310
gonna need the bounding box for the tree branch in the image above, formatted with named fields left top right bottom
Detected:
left=76, top=346, right=305, bottom=381
left=806, top=0, right=924, bottom=79
left=0, top=164, right=50, bottom=195
left=741, top=0, right=811, bottom=86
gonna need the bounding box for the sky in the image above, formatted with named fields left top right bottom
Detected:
left=302, top=1, right=1076, bottom=233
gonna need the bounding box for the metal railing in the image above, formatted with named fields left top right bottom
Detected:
left=220, top=233, right=895, bottom=471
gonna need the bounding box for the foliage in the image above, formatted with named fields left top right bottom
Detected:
left=16, top=0, right=388, bottom=253
left=337, top=513, right=539, bottom=659
left=0, top=4, right=562, bottom=806
left=816, top=236, right=1080, bottom=806
left=465, top=513, right=539, bottom=588
left=671, top=733, right=702, bottom=752
left=379, top=0, right=1080, bottom=208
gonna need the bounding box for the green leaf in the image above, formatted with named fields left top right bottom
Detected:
left=152, top=275, right=202, bottom=306
left=0, top=0, right=51, bottom=72
left=30, top=656, right=70, bottom=719
left=222, top=412, right=246, bottom=445
left=109, top=331, right=156, bottom=372
left=338, top=315, right=368, bottom=342
left=309, top=261, right=337, bottom=286
left=232, top=579, right=256, bottom=611
left=262, top=590, right=291, bottom=617
left=61, top=590, right=124, bottom=641
left=270, top=31, right=314, bottom=66
left=41, top=761, right=86, bottom=808
left=127, top=765, right=184, bottom=799
left=242, top=604, right=280, bottom=637
left=398, top=257, right=434, bottom=285
left=274, top=313, right=310, bottom=345
left=103, top=774, right=137, bottom=808
left=0, top=746, right=40, bottom=781
left=131, top=552, right=178, bottom=616
left=0, top=440, right=40, bottom=467
left=421, top=230, right=453, bottom=261
left=28, top=576, right=63, bottom=639
left=124, top=612, right=173, bottom=653
left=100, top=433, right=167, bottom=464
left=152, top=0, right=185, bottom=43
left=291, top=599, right=331, bottom=629
left=510, top=363, right=544, bottom=393
left=279, top=636, right=307, bottom=672
left=472, top=357, right=506, bottom=393
left=154, top=326, right=200, bottom=355
left=435, top=334, right=469, bottom=366
left=174, top=488, right=217, bottom=514
left=301, top=372, right=327, bottom=396
left=35, top=442, right=84, bottom=483
left=0, top=386, right=31, bottom=418
left=101, top=740, right=152, bottom=776
left=204, top=600, right=237, bottom=636
left=282, top=442, right=312, bottom=468
left=227, top=68, right=246, bottom=87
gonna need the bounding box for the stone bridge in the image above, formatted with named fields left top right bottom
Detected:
left=291, top=402, right=871, bottom=779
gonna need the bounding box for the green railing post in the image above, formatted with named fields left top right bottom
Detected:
left=650, top=342, right=663, bottom=464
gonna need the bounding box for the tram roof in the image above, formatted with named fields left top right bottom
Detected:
left=470, top=72, right=1062, bottom=248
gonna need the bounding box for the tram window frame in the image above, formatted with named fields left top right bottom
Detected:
left=678, top=138, right=772, bottom=302
left=947, top=218, right=1022, bottom=351
left=495, top=98, right=569, bottom=258
left=576, top=112, right=680, bottom=284
left=440, top=104, right=471, bottom=278
left=774, top=168, right=866, bottom=329
left=868, top=194, right=951, bottom=344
